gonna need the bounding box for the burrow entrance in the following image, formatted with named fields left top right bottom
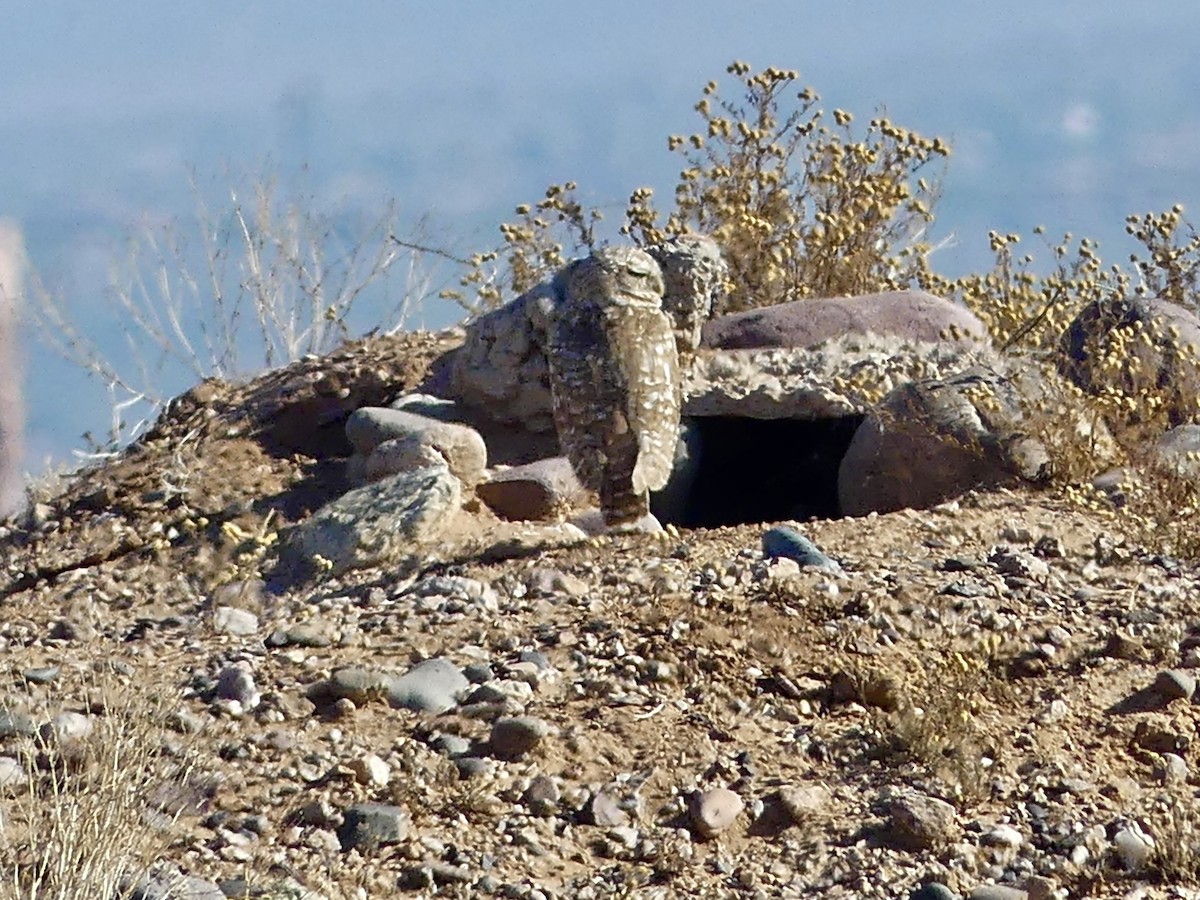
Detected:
left=651, top=414, right=865, bottom=528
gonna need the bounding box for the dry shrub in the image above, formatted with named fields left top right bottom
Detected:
left=0, top=676, right=198, bottom=900
left=1147, top=787, right=1200, bottom=885
left=30, top=176, right=436, bottom=453
left=626, top=61, right=948, bottom=313
left=886, top=633, right=1009, bottom=807
left=449, top=61, right=948, bottom=316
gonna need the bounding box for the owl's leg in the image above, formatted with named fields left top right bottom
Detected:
left=600, top=414, right=651, bottom=527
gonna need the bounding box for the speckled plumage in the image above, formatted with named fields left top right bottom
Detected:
left=548, top=247, right=682, bottom=526
left=647, top=233, right=728, bottom=368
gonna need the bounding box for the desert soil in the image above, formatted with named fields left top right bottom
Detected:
left=2, top=331, right=1200, bottom=900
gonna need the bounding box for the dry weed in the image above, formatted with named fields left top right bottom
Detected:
left=0, top=673, right=198, bottom=900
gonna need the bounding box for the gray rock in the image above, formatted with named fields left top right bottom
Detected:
left=215, top=664, right=260, bottom=710
left=338, top=802, right=411, bottom=852
left=1152, top=668, right=1196, bottom=702
left=309, top=667, right=392, bottom=705
left=689, top=787, right=744, bottom=838
left=0, top=709, right=34, bottom=739
left=361, top=437, right=448, bottom=485
left=839, top=366, right=1052, bottom=517
left=910, top=885, right=960, bottom=900
left=212, top=606, right=258, bottom=636
left=346, top=407, right=487, bottom=487
left=40, top=711, right=94, bottom=743
left=454, top=756, right=490, bottom=779
left=22, top=666, right=60, bottom=685
left=1154, top=424, right=1200, bottom=479
left=1113, top=822, right=1155, bottom=870
left=0, top=755, right=24, bottom=788
left=431, top=280, right=564, bottom=439
left=762, top=526, right=839, bottom=570
left=968, top=887, right=1027, bottom=900
left=266, top=622, right=333, bottom=648
left=777, top=784, right=831, bottom=825
left=285, top=464, right=461, bottom=576
left=523, top=774, right=561, bottom=816
left=478, top=457, right=587, bottom=521
left=683, top=336, right=991, bottom=422
left=128, top=863, right=225, bottom=900
left=489, top=716, right=550, bottom=760
left=387, top=658, right=469, bottom=713
left=881, top=790, right=959, bottom=851
left=590, top=789, right=630, bottom=827
left=702, top=289, right=988, bottom=351
left=1060, top=295, right=1200, bottom=437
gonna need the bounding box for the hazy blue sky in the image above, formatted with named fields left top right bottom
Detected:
left=6, top=2, right=1200, bottom=471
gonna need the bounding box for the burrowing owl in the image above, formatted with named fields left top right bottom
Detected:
left=548, top=247, right=682, bottom=527
left=647, top=233, right=727, bottom=369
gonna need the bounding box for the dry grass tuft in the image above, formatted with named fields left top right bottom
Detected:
left=0, top=675, right=198, bottom=900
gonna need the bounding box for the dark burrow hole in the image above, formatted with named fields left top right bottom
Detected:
left=652, top=414, right=865, bottom=528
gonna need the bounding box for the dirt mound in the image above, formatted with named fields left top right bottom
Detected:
left=2, top=330, right=1198, bottom=899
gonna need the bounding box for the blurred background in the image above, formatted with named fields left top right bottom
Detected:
left=4, top=1, right=1199, bottom=474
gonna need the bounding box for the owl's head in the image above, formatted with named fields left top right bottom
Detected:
left=571, top=246, right=665, bottom=309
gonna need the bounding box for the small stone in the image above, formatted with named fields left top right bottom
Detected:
left=777, top=784, right=831, bottom=825
left=22, top=666, right=60, bottom=685
left=215, top=665, right=260, bottom=710
left=489, top=716, right=550, bottom=760
left=883, top=790, right=958, bottom=851
left=1023, top=876, right=1056, bottom=900
left=311, top=667, right=390, bottom=706
left=1113, top=823, right=1155, bottom=870
left=982, top=824, right=1023, bottom=848
left=0, top=756, right=24, bottom=788
left=40, top=711, right=94, bottom=743
left=337, top=802, right=411, bottom=852
left=463, top=663, right=495, bottom=684
left=1161, top=752, right=1189, bottom=784
left=590, top=790, right=629, bottom=827
left=762, top=526, right=839, bottom=571
left=523, top=775, right=560, bottom=816
left=968, top=887, right=1027, bottom=900
left=478, top=458, right=586, bottom=522
left=689, top=787, right=744, bottom=838
left=910, top=885, right=960, bottom=900
left=348, top=753, right=391, bottom=787
left=454, top=757, right=490, bottom=779
left=212, top=606, right=258, bottom=636
left=388, top=658, right=469, bottom=713
left=0, top=710, right=35, bottom=739
left=430, top=733, right=472, bottom=757
left=267, top=623, right=333, bottom=649
left=1152, top=669, right=1196, bottom=702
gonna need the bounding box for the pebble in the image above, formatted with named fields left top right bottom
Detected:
left=911, top=885, right=960, bottom=900
left=982, top=824, right=1023, bottom=849
left=968, top=886, right=1027, bottom=900
left=590, top=789, right=630, bottom=827
left=215, top=664, right=260, bottom=710
left=1113, top=823, right=1155, bottom=870
left=762, top=526, right=840, bottom=571
left=883, top=790, right=959, bottom=850
left=689, top=787, right=744, bottom=838
left=212, top=606, right=258, bottom=636
left=387, top=658, right=469, bottom=713
left=130, top=863, right=225, bottom=900
left=777, top=784, right=831, bottom=825
left=22, top=666, right=60, bottom=685
left=430, top=733, right=472, bottom=757
left=523, top=774, right=561, bottom=816
left=266, top=623, right=333, bottom=648
left=454, top=757, right=490, bottom=779
left=489, top=716, right=550, bottom=760
left=337, top=802, right=411, bottom=852
left=1151, top=668, right=1196, bottom=702
left=0, top=711, right=35, bottom=739
left=0, top=755, right=24, bottom=788
left=40, top=711, right=94, bottom=743
left=348, top=753, right=391, bottom=787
